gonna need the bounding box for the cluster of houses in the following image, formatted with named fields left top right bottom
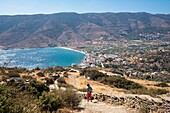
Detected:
left=79, top=52, right=124, bottom=68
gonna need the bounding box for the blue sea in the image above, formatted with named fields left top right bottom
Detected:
left=0, top=47, right=86, bottom=69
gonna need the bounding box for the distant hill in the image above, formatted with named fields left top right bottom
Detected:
left=0, top=12, right=170, bottom=48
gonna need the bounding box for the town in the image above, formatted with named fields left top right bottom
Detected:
left=73, top=38, right=170, bottom=83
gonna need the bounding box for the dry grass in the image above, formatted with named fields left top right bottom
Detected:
left=127, top=78, right=170, bottom=92
left=65, top=72, right=126, bottom=95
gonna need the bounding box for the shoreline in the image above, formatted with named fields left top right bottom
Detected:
left=0, top=46, right=87, bottom=69
left=1, top=46, right=87, bottom=55
left=58, top=47, right=86, bottom=55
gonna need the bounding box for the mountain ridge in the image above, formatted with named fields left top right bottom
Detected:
left=0, top=12, right=170, bottom=49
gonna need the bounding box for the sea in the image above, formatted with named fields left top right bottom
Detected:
left=0, top=47, right=86, bottom=69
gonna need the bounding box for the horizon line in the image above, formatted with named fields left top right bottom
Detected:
left=0, top=11, right=170, bottom=16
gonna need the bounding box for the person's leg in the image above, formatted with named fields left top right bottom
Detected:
left=87, top=93, right=90, bottom=102
left=90, top=93, right=92, bottom=102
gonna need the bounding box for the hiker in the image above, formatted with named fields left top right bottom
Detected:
left=87, top=84, right=92, bottom=102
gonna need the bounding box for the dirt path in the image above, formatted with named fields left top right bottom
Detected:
left=66, top=71, right=139, bottom=113
left=65, top=72, right=125, bottom=94
left=76, top=99, right=139, bottom=113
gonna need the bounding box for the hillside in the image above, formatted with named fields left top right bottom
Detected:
left=0, top=12, right=170, bottom=49
left=0, top=67, right=170, bottom=113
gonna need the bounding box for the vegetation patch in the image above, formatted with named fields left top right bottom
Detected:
left=100, top=76, right=143, bottom=90
left=131, top=88, right=169, bottom=97
left=36, top=72, right=45, bottom=77
left=54, top=89, right=81, bottom=108
left=80, top=68, right=106, bottom=80
left=7, top=71, right=20, bottom=77
left=39, top=92, right=64, bottom=112
left=155, top=82, right=169, bottom=87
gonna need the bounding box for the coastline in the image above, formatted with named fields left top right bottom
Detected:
left=1, top=46, right=87, bottom=55
left=0, top=47, right=87, bottom=69
left=58, top=47, right=86, bottom=55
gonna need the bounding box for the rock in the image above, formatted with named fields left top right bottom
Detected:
left=92, top=99, right=98, bottom=103
left=60, top=87, right=66, bottom=91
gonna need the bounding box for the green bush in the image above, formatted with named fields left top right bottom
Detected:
left=12, top=67, right=27, bottom=73
left=55, top=89, right=81, bottom=108
left=139, top=104, right=150, bottom=113
left=0, top=84, right=39, bottom=113
left=57, top=77, right=66, bottom=84
left=131, top=88, right=169, bottom=97
left=45, top=66, right=66, bottom=73
left=101, top=76, right=143, bottom=90
left=30, top=80, right=49, bottom=96
left=2, top=75, right=10, bottom=81
left=34, top=67, right=41, bottom=70
left=22, top=75, right=33, bottom=81
left=7, top=71, right=20, bottom=77
left=155, top=82, right=169, bottom=87
left=45, top=78, right=54, bottom=84
left=36, top=72, right=45, bottom=77
left=81, top=69, right=106, bottom=80
left=0, top=94, right=23, bottom=113
left=39, top=92, right=64, bottom=112
left=0, top=68, right=6, bottom=75
left=156, top=89, right=169, bottom=95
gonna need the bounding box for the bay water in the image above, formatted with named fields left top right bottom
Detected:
left=0, top=47, right=85, bottom=69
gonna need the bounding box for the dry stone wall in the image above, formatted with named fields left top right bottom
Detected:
left=79, top=92, right=170, bottom=113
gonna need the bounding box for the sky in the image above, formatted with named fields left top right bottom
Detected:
left=0, top=0, right=170, bottom=15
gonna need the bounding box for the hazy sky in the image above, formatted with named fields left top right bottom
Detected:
left=0, top=0, right=170, bottom=15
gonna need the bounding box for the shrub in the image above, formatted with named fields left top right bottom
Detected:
left=0, top=84, right=39, bottom=113
left=53, top=66, right=66, bottom=72
left=57, top=77, right=66, bottom=84
left=55, top=89, right=81, bottom=108
left=63, top=72, right=68, bottom=77
left=39, top=92, right=64, bottom=112
left=34, top=67, right=41, bottom=70
left=0, top=94, right=23, bottom=113
left=81, top=69, right=106, bottom=80
left=156, top=89, right=169, bottom=95
left=57, top=77, right=72, bottom=88
left=22, top=75, right=33, bottom=81
left=139, top=104, right=150, bottom=113
left=102, top=76, right=143, bottom=90
left=155, top=82, right=169, bottom=87
left=1, top=75, right=10, bottom=81
left=45, top=78, right=54, bottom=84
left=30, top=80, right=49, bottom=96
left=45, top=66, right=66, bottom=73
left=36, top=72, right=45, bottom=77
left=12, top=67, right=27, bottom=73
left=0, top=68, right=6, bottom=75
left=7, top=71, right=20, bottom=77
left=131, top=88, right=169, bottom=97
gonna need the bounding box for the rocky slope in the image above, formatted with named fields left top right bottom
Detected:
left=0, top=12, right=170, bottom=48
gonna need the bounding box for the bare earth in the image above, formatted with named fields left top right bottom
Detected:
left=75, top=99, right=139, bottom=113
left=65, top=72, right=125, bottom=94
left=65, top=72, right=140, bottom=113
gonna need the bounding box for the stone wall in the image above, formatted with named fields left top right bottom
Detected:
left=79, top=92, right=170, bottom=113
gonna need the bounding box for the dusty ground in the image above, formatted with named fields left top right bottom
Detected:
left=65, top=72, right=125, bottom=95
left=65, top=71, right=170, bottom=113
left=65, top=71, right=170, bottom=94
left=75, top=99, right=139, bottom=113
